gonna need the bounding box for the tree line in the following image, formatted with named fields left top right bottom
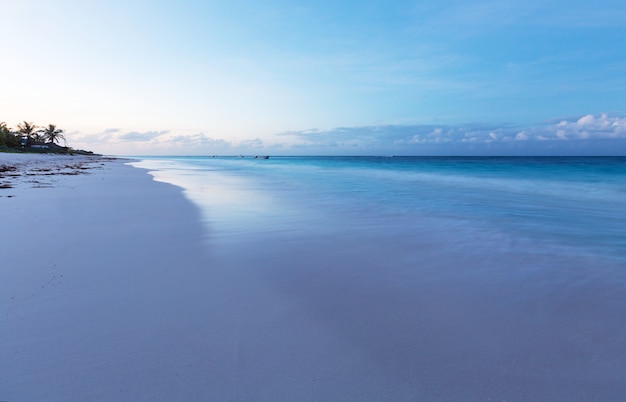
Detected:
left=0, top=121, right=66, bottom=148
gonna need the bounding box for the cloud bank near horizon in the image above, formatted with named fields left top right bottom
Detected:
left=71, top=113, right=626, bottom=156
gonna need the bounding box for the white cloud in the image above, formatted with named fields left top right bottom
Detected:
left=577, top=114, right=595, bottom=126
left=68, top=113, right=626, bottom=156
left=281, top=114, right=626, bottom=148
left=168, top=133, right=232, bottom=149
left=549, top=113, right=626, bottom=140
left=515, top=131, right=528, bottom=140
left=119, top=130, right=169, bottom=142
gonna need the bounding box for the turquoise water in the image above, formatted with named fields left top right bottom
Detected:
left=133, top=156, right=626, bottom=262
left=130, top=156, right=626, bottom=400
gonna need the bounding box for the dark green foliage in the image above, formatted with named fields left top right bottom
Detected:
left=0, top=122, right=21, bottom=147
left=0, top=121, right=96, bottom=155
left=17, top=121, right=37, bottom=137
left=1, top=121, right=90, bottom=154
left=39, top=124, right=66, bottom=145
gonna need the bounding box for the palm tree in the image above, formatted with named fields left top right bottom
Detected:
left=17, top=121, right=37, bottom=145
left=17, top=121, right=37, bottom=135
left=40, top=124, right=65, bottom=145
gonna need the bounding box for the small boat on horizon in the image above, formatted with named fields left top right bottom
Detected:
left=254, top=155, right=270, bottom=159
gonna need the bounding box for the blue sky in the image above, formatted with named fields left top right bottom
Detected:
left=2, top=0, right=626, bottom=155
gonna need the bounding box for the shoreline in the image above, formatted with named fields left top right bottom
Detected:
left=3, top=154, right=626, bottom=401
left=0, top=154, right=216, bottom=401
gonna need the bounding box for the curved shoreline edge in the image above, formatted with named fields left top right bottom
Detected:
left=3, top=154, right=626, bottom=401
left=0, top=154, right=218, bottom=401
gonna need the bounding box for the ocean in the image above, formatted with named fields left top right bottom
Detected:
left=130, top=156, right=626, bottom=400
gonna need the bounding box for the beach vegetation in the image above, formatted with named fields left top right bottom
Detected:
left=39, top=124, right=66, bottom=145
left=0, top=122, right=21, bottom=148
left=0, top=121, right=95, bottom=155
left=17, top=121, right=38, bottom=144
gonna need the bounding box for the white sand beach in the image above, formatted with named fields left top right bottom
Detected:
left=1, top=154, right=216, bottom=401
left=2, top=154, right=625, bottom=401
left=0, top=155, right=391, bottom=401
left=2, top=155, right=392, bottom=401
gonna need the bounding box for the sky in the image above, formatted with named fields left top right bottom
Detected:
left=2, top=0, right=626, bottom=155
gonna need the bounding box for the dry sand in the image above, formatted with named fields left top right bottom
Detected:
left=1, top=154, right=217, bottom=401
